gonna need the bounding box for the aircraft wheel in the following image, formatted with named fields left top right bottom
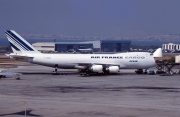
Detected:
left=135, top=69, right=143, bottom=74
left=80, top=72, right=89, bottom=77
left=16, top=77, right=21, bottom=80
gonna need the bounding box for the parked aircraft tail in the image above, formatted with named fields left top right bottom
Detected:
left=153, top=48, right=162, bottom=57
left=4, top=30, right=40, bottom=54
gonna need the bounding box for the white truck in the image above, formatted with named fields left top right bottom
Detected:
left=175, top=55, right=180, bottom=63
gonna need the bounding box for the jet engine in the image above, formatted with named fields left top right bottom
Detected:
left=106, top=66, right=119, bottom=73
left=89, top=65, right=103, bottom=73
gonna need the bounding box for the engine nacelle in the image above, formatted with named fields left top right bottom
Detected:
left=106, top=66, right=119, bottom=73
left=89, top=65, right=103, bottom=73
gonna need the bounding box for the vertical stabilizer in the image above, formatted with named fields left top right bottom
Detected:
left=4, top=30, right=40, bottom=54
left=153, top=48, right=162, bottom=57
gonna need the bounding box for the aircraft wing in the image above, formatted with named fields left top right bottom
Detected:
left=78, top=63, right=120, bottom=66
left=76, top=63, right=120, bottom=69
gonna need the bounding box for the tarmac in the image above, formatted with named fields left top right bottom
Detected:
left=0, top=64, right=180, bottom=117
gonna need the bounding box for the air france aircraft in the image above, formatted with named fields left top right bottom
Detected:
left=4, top=30, right=162, bottom=75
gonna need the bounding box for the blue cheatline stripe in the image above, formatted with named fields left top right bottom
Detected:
left=9, top=42, right=20, bottom=51
left=6, top=34, right=27, bottom=51
left=7, top=30, right=34, bottom=51
left=5, top=31, right=29, bottom=51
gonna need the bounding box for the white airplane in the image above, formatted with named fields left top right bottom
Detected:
left=4, top=30, right=162, bottom=75
left=0, top=68, right=7, bottom=78
left=0, top=68, right=7, bottom=72
left=0, top=69, right=21, bottom=79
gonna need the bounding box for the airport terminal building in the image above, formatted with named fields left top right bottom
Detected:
left=32, top=40, right=131, bottom=53
left=162, top=43, right=180, bottom=51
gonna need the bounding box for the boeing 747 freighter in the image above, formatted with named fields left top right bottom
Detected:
left=4, top=30, right=162, bottom=75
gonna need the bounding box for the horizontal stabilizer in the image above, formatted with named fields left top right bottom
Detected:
left=9, top=55, right=34, bottom=61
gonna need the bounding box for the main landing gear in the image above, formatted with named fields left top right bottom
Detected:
left=79, top=69, right=90, bottom=76
left=80, top=72, right=90, bottom=76
left=52, top=64, right=60, bottom=75
left=135, top=69, right=147, bottom=74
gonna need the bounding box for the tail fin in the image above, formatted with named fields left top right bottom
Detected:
left=153, top=48, right=162, bottom=57
left=4, top=30, right=40, bottom=53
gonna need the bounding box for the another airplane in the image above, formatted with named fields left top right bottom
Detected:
left=4, top=30, right=162, bottom=75
left=0, top=69, right=21, bottom=79
left=0, top=68, right=7, bottom=78
left=0, top=68, right=7, bottom=72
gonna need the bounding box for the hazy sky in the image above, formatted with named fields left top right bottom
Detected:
left=0, top=0, right=180, bottom=37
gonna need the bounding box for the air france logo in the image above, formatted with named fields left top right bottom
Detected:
left=91, top=56, right=123, bottom=59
